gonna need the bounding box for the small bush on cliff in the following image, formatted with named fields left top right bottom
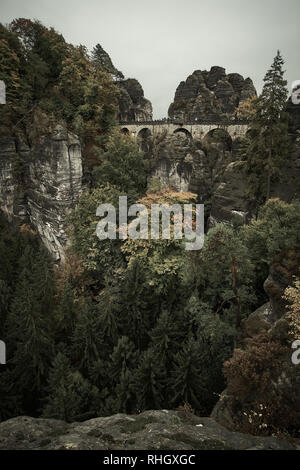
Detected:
left=284, top=277, right=300, bottom=340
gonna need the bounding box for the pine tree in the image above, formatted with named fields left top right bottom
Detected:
left=91, top=43, right=124, bottom=80
left=150, top=309, right=174, bottom=366
left=97, top=280, right=122, bottom=345
left=113, top=367, right=135, bottom=414
left=100, top=336, right=137, bottom=413
left=6, top=246, right=54, bottom=399
left=42, top=352, right=100, bottom=421
left=0, top=279, right=10, bottom=336
left=54, top=282, right=78, bottom=342
left=195, top=313, right=235, bottom=412
left=244, top=51, right=291, bottom=212
left=169, top=337, right=206, bottom=413
left=33, top=245, right=56, bottom=316
left=71, top=299, right=104, bottom=371
left=132, top=348, right=164, bottom=412
left=109, top=336, right=137, bottom=385
left=0, top=369, right=22, bottom=421
left=120, top=260, right=155, bottom=352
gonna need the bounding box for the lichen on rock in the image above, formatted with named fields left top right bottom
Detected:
left=0, top=410, right=297, bottom=450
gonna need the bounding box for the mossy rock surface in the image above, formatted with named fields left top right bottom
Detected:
left=0, top=411, right=297, bottom=450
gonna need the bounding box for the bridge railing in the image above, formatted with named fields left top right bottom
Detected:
left=119, top=119, right=249, bottom=126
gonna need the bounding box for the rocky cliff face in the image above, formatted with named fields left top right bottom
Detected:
left=148, top=132, right=231, bottom=205
left=168, top=66, right=256, bottom=122
left=143, top=115, right=300, bottom=228
left=0, top=410, right=297, bottom=450
left=0, top=125, right=83, bottom=261
left=117, top=78, right=152, bottom=122
left=209, top=129, right=300, bottom=226
left=287, top=96, right=300, bottom=133
left=143, top=126, right=236, bottom=228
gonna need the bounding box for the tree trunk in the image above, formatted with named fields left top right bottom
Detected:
left=266, top=136, right=273, bottom=200
left=266, top=168, right=271, bottom=200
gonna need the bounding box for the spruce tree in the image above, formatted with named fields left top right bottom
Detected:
left=5, top=245, right=55, bottom=406
left=244, top=51, right=291, bottom=212
left=71, top=299, right=104, bottom=371
left=91, top=43, right=124, bottom=80
left=132, top=348, right=164, bottom=412
left=169, top=337, right=205, bottom=413
left=0, top=369, right=22, bottom=421
left=97, top=280, right=121, bottom=345
left=109, top=336, right=138, bottom=385
left=0, top=279, right=10, bottom=336
left=120, top=260, right=154, bottom=352
left=109, top=336, right=137, bottom=412
left=113, top=367, right=135, bottom=414
left=54, top=282, right=78, bottom=343
left=150, top=310, right=172, bottom=362
left=42, top=352, right=100, bottom=422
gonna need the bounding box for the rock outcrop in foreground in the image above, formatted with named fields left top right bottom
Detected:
left=0, top=410, right=297, bottom=450
left=168, top=66, right=256, bottom=122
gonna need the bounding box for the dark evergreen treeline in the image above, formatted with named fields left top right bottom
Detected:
left=0, top=192, right=299, bottom=423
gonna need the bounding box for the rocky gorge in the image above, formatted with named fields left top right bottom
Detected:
left=1, top=58, right=299, bottom=261
left=0, top=26, right=299, bottom=450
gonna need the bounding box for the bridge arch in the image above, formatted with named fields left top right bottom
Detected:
left=173, top=128, right=192, bottom=139
left=121, top=127, right=130, bottom=135
left=137, top=127, right=152, bottom=139
left=137, top=127, right=152, bottom=152
left=245, top=128, right=255, bottom=139
left=203, top=128, right=232, bottom=151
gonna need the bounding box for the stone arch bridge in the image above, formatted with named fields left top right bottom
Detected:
left=119, top=120, right=249, bottom=142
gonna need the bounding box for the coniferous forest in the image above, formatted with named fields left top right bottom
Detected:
left=0, top=17, right=299, bottom=440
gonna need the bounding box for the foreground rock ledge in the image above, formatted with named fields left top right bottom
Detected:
left=0, top=410, right=298, bottom=450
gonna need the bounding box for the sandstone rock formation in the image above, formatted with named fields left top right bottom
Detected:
left=0, top=410, right=297, bottom=450
left=147, top=67, right=258, bottom=216
left=208, top=161, right=249, bottom=226
left=209, top=133, right=300, bottom=226
left=148, top=133, right=202, bottom=193
left=145, top=127, right=235, bottom=228
left=168, top=66, right=256, bottom=122
left=287, top=96, right=300, bottom=133
left=117, top=78, right=152, bottom=122
left=0, top=125, right=83, bottom=261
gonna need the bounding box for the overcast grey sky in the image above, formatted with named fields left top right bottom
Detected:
left=1, top=0, right=299, bottom=118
